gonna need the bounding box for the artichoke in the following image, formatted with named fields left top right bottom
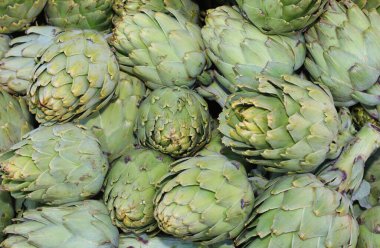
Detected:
left=0, top=123, right=108, bottom=205
left=45, top=0, right=114, bottom=31
left=136, top=87, right=212, bottom=158
left=353, top=0, right=380, bottom=13
left=0, top=26, right=62, bottom=95
left=305, top=0, right=380, bottom=107
left=0, top=34, right=9, bottom=59
left=0, top=0, right=47, bottom=34
left=358, top=206, right=380, bottom=248
left=28, top=29, right=119, bottom=124
left=80, top=72, right=146, bottom=162
left=218, top=75, right=344, bottom=173
left=364, top=149, right=380, bottom=206
left=0, top=191, right=14, bottom=242
left=0, top=90, right=34, bottom=154
left=236, top=0, right=328, bottom=34
left=119, top=233, right=235, bottom=248
left=2, top=200, right=119, bottom=248
left=113, top=0, right=200, bottom=23
left=104, top=147, right=173, bottom=234
left=154, top=154, right=255, bottom=245
left=235, top=174, right=359, bottom=248
left=110, top=9, right=208, bottom=90
left=201, top=6, right=306, bottom=93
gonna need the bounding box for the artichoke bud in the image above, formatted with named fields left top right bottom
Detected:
left=357, top=206, right=380, bottom=247
left=0, top=123, right=109, bottom=205
left=103, top=147, right=173, bottom=234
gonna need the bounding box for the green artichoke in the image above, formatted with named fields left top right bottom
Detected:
left=0, top=34, right=9, bottom=59
left=201, top=6, right=306, bottom=93
left=236, top=0, right=327, bottom=34
left=28, top=29, right=119, bottom=124
left=0, top=0, right=47, bottom=34
left=110, top=9, right=208, bottom=90
left=353, top=0, right=380, bottom=13
left=104, top=147, right=173, bottom=234
left=0, top=90, right=34, bottom=153
left=218, top=75, right=344, bottom=173
left=136, top=87, right=212, bottom=158
left=119, top=233, right=235, bottom=248
left=0, top=191, right=14, bottom=242
left=305, top=0, right=380, bottom=107
left=235, top=174, right=359, bottom=248
left=45, top=0, right=114, bottom=31
left=358, top=206, right=380, bottom=248
left=0, top=123, right=108, bottom=205
left=154, top=154, right=255, bottom=245
left=0, top=26, right=62, bottom=95
left=364, top=149, right=380, bottom=206
left=80, top=72, right=146, bottom=162
left=113, top=0, right=200, bottom=23
left=2, top=200, right=119, bottom=248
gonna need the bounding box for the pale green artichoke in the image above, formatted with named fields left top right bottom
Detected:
left=236, top=0, right=327, bottom=34
left=110, top=9, right=208, bottom=90
left=0, top=0, right=47, bottom=34
left=113, top=0, right=200, bottom=23
left=0, top=34, right=9, bottom=59
left=218, top=75, right=345, bottom=173
left=305, top=0, right=380, bottom=107
left=2, top=200, right=119, bottom=248
left=28, top=29, right=119, bottom=124
left=0, top=90, right=34, bottom=153
left=0, top=26, right=62, bottom=95
left=119, top=233, right=235, bottom=248
left=201, top=6, right=306, bottom=93
left=45, top=0, right=114, bottom=31
left=353, top=0, right=380, bottom=13
left=0, top=123, right=108, bottom=205
left=104, top=147, right=173, bottom=234
left=136, top=87, right=212, bottom=158
left=154, top=154, right=255, bottom=245
left=358, top=206, right=380, bottom=248
left=80, top=72, right=146, bottom=162
left=0, top=191, right=14, bottom=242
left=235, top=174, right=359, bottom=248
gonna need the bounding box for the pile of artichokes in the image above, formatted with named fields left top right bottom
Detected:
left=0, top=0, right=379, bottom=247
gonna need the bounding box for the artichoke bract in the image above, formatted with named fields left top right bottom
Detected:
left=305, top=0, right=380, bottom=107
left=0, top=26, right=62, bottom=95
left=235, top=174, right=359, bottom=248
left=201, top=6, right=306, bottom=93
left=45, top=0, right=114, bottom=31
left=119, top=233, right=235, bottom=248
left=104, top=147, right=173, bottom=234
left=353, top=0, right=380, bottom=13
left=218, top=75, right=343, bottom=173
left=28, top=29, right=119, bottom=124
left=0, top=191, right=14, bottom=242
left=0, top=90, right=34, bottom=154
left=154, top=154, right=255, bottom=245
left=0, top=34, right=9, bottom=59
left=136, top=87, right=212, bottom=158
left=110, top=9, right=208, bottom=90
left=80, top=72, right=146, bottom=162
left=113, top=0, right=200, bottom=23
left=236, top=0, right=328, bottom=34
left=358, top=206, right=380, bottom=248
left=0, top=0, right=47, bottom=34
left=0, top=123, right=109, bottom=205
left=2, top=200, right=119, bottom=248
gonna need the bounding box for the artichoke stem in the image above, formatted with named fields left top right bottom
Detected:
left=197, top=80, right=229, bottom=107
left=320, top=124, right=380, bottom=194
